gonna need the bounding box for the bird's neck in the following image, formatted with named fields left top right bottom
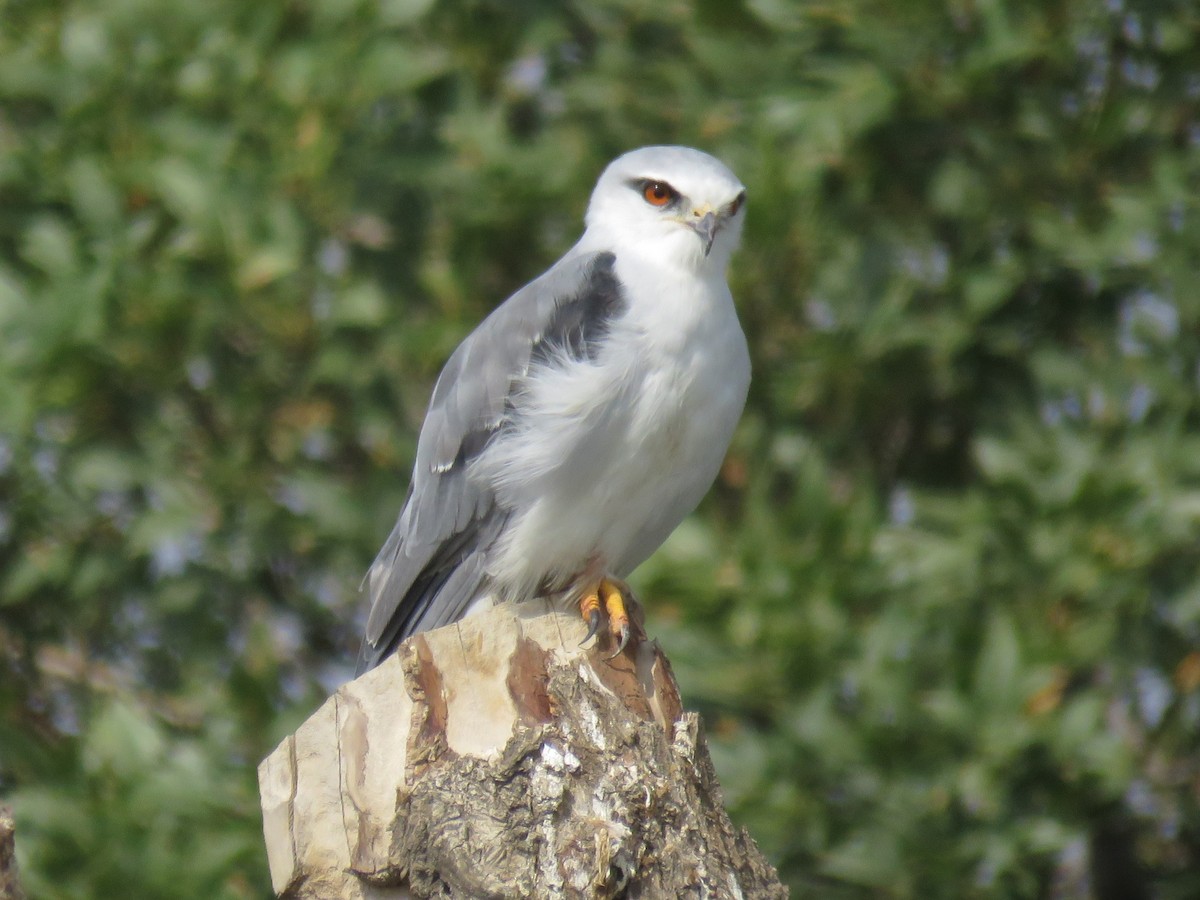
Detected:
left=576, top=230, right=731, bottom=283
left=611, top=253, right=736, bottom=358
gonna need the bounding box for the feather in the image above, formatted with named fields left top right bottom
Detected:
left=357, top=252, right=625, bottom=673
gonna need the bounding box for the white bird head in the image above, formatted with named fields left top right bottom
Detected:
left=583, top=146, right=747, bottom=274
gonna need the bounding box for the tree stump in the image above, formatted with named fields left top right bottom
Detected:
left=258, top=599, right=786, bottom=899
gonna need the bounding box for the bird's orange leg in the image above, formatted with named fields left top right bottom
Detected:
left=578, top=577, right=634, bottom=658
left=579, top=587, right=602, bottom=644
left=599, top=578, right=631, bottom=659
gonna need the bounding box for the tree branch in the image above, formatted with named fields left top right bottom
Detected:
left=0, top=804, right=26, bottom=900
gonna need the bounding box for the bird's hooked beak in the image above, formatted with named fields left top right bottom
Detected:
left=688, top=210, right=720, bottom=256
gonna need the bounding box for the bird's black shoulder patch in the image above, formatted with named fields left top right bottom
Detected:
left=534, top=252, right=627, bottom=364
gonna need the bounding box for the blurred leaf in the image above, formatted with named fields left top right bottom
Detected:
left=3, top=0, right=1200, bottom=897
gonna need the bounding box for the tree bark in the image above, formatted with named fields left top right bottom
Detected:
left=0, top=804, right=25, bottom=900
left=259, top=599, right=787, bottom=899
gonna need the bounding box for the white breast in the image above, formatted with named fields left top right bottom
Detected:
left=475, top=253, right=750, bottom=601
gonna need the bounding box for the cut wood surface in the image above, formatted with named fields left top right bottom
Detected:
left=259, top=599, right=786, bottom=899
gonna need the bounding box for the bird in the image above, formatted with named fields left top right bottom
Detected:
left=357, top=145, right=750, bottom=674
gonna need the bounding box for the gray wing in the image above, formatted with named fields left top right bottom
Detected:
left=356, top=249, right=626, bottom=673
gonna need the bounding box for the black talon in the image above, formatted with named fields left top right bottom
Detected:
left=605, top=622, right=630, bottom=660
left=580, top=609, right=602, bottom=646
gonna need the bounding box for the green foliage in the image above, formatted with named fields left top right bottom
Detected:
left=2, top=0, right=1199, bottom=896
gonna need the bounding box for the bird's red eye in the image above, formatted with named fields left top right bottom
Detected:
left=642, top=181, right=674, bottom=207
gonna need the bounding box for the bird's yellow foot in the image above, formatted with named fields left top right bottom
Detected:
left=601, top=579, right=631, bottom=659
left=578, top=577, right=633, bottom=658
